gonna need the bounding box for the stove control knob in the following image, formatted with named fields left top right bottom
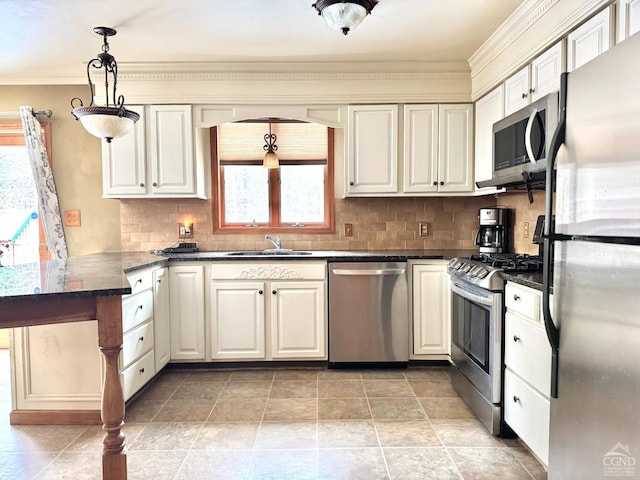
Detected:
left=475, top=267, right=489, bottom=279
left=447, top=258, right=459, bottom=269
left=469, top=266, right=480, bottom=276
left=460, top=263, right=471, bottom=273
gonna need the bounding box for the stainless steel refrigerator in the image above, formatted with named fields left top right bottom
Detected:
left=542, top=32, right=640, bottom=479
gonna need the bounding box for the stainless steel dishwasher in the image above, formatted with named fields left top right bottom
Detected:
left=328, top=262, right=408, bottom=365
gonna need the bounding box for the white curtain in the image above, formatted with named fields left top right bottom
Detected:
left=19, top=106, right=68, bottom=260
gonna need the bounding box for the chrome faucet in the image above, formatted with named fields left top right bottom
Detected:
left=265, top=235, right=282, bottom=250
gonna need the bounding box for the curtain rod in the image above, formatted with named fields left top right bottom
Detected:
left=0, top=109, right=53, bottom=118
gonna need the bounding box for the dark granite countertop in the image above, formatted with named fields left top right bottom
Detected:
left=0, top=252, right=165, bottom=303
left=501, top=271, right=546, bottom=292
left=0, top=249, right=474, bottom=303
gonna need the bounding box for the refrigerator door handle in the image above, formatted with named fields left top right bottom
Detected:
left=542, top=71, right=568, bottom=399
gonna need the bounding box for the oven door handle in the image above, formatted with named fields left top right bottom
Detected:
left=451, top=282, right=494, bottom=308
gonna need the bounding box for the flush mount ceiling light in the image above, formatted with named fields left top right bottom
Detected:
left=71, top=27, right=139, bottom=143
left=312, top=0, right=378, bottom=35
left=263, top=120, right=280, bottom=169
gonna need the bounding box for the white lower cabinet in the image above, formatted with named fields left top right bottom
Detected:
left=504, top=282, right=551, bottom=466
left=210, top=262, right=327, bottom=361
left=410, top=260, right=451, bottom=358
left=153, top=267, right=171, bottom=371
left=170, top=265, right=206, bottom=361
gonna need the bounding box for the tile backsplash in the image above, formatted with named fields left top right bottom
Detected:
left=496, top=191, right=546, bottom=255
left=120, top=196, right=498, bottom=252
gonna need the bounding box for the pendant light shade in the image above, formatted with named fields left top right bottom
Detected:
left=312, top=0, right=378, bottom=35
left=263, top=121, right=279, bottom=169
left=71, top=27, right=139, bottom=143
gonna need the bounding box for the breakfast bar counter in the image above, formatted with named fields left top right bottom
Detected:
left=0, top=253, right=163, bottom=480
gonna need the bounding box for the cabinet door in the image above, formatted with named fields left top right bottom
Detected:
left=531, top=41, right=565, bottom=102
left=346, top=105, right=398, bottom=194
left=437, top=104, right=473, bottom=193
left=211, top=282, right=266, bottom=359
left=474, top=85, right=504, bottom=188
left=403, top=105, right=438, bottom=193
left=412, top=262, right=451, bottom=356
left=618, top=0, right=640, bottom=42
left=270, top=281, right=326, bottom=359
left=153, top=267, right=171, bottom=371
left=101, top=105, right=146, bottom=197
left=567, top=7, right=612, bottom=72
left=149, top=105, right=196, bottom=195
left=169, top=265, right=205, bottom=360
left=504, top=66, right=530, bottom=116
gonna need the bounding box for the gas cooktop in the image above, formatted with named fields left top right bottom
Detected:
left=447, top=253, right=543, bottom=291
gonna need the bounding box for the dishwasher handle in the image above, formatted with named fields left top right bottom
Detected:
left=331, top=268, right=406, bottom=276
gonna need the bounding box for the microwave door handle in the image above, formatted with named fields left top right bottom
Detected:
left=524, top=108, right=539, bottom=164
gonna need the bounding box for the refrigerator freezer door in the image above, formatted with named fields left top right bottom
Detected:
left=556, top=32, right=640, bottom=238
left=549, top=240, right=640, bottom=479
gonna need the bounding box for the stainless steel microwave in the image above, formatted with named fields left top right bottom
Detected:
left=476, top=92, right=559, bottom=189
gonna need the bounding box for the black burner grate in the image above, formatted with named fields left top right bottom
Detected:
left=470, top=253, right=543, bottom=272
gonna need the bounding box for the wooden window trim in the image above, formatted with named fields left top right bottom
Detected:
left=211, top=126, right=335, bottom=234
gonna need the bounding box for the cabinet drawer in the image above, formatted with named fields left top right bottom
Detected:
left=121, top=320, right=154, bottom=369
left=126, top=269, right=153, bottom=296
left=121, top=350, right=155, bottom=401
left=122, top=289, right=153, bottom=332
left=504, top=312, right=552, bottom=396
left=504, top=369, right=550, bottom=466
left=505, top=283, right=540, bottom=322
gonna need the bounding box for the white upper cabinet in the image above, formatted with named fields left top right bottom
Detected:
left=437, top=104, right=473, bottom=193
left=149, top=105, right=197, bottom=195
left=504, top=66, right=530, bottom=116
left=618, top=0, right=640, bottom=42
left=346, top=104, right=399, bottom=194
left=102, top=104, right=205, bottom=198
left=567, top=7, right=613, bottom=72
left=530, top=41, right=565, bottom=102
left=474, top=85, right=504, bottom=189
left=403, top=105, right=438, bottom=193
left=504, top=41, right=564, bottom=116
left=101, top=105, right=146, bottom=196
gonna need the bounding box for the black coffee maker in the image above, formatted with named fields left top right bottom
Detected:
left=475, top=208, right=510, bottom=253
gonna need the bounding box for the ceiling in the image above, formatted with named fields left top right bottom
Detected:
left=0, top=0, right=523, bottom=84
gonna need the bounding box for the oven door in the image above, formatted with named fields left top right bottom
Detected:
left=450, top=280, right=503, bottom=403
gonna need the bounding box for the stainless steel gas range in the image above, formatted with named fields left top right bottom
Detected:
left=447, top=253, right=543, bottom=435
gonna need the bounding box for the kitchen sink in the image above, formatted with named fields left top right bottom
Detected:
left=225, top=250, right=312, bottom=256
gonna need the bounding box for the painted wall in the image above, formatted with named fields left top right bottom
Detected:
left=0, top=85, right=121, bottom=255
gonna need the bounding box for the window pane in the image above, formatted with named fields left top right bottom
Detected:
left=223, top=166, right=269, bottom=223
left=280, top=165, right=325, bottom=223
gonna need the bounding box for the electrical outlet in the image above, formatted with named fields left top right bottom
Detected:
left=523, top=221, right=530, bottom=238
left=344, top=223, right=353, bottom=237
left=178, top=222, right=194, bottom=239
left=419, top=222, right=430, bottom=236
left=64, top=210, right=81, bottom=227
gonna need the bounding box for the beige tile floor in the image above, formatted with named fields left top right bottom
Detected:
left=0, top=350, right=547, bottom=479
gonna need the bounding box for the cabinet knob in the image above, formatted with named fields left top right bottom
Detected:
left=272, top=290, right=277, bottom=295
left=137, top=304, right=143, bottom=310
left=136, top=278, right=143, bottom=284
left=529, top=88, right=535, bottom=94
left=513, top=294, right=520, bottom=301
left=152, top=182, right=158, bottom=187
left=513, top=335, right=520, bottom=342
left=521, top=92, right=528, bottom=99
left=258, top=290, right=263, bottom=295
left=349, top=181, right=354, bottom=186
left=513, top=395, right=520, bottom=403
left=139, top=183, right=144, bottom=187
left=433, top=181, right=437, bottom=186
left=139, top=367, right=145, bottom=374
left=439, top=181, right=444, bottom=186
left=139, top=336, right=144, bottom=342
left=157, top=279, right=162, bottom=283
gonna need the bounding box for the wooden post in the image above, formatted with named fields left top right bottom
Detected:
left=96, top=296, right=127, bottom=480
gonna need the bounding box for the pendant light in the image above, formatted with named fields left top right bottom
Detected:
left=263, top=120, right=279, bottom=169
left=71, top=27, right=139, bottom=143
left=312, top=0, right=378, bottom=35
